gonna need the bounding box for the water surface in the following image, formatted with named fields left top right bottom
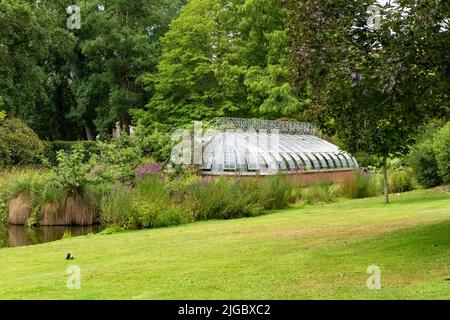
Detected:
left=0, top=224, right=104, bottom=248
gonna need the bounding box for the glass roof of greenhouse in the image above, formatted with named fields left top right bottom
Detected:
left=199, top=118, right=359, bottom=175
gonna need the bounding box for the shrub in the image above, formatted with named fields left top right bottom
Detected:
left=0, top=189, right=7, bottom=223
left=408, top=141, right=442, bottom=188
left=0, top=110, right=6, bottom=123
left=99, top=175, right=294, bottom=231
left=136, top=201, right=188, bottom=228
left=388, top=170, right=415, bottom=193
left=338, top=173, right=380, bottom=199
left=433, top=122, right=450, bottom=183
left=0, top=118, right=44, bottom=167
left=133, top=124, right=174, bottom=163
left=95, top=134, right=142, bottom=183
left=53, top=143, right=94, bottom=193
left=43, top=140, right=100, bottom=165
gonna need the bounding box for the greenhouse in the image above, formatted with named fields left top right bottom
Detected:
left=200, top=118, right=359, bottom=175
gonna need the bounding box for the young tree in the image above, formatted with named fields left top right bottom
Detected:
left=287, top=0, right=449, bottom=203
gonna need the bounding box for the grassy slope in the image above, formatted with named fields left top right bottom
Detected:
left=0, top=189, right=449, bottom=300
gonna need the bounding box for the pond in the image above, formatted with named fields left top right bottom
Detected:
left=0, top=224, right=105, bottom=248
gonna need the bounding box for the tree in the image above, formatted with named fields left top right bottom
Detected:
left=71, top=0, right=186, bottom=137
left=287, top=0, right=449, bottom=203
left=0, top=0, right=82, bottom=140
left=139, top=0, right=307, bottom=128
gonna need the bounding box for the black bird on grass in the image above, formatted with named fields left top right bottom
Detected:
left=66, top=253, right=74, bottom=260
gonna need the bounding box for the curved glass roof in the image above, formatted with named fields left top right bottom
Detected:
left=200, top=130, right=358, bottom=175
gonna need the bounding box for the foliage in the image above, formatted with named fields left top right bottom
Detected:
left=186, top=176, right=294, bottom=220
left=0, top=167, right=108, bottom=226
left=338, top=173, right=381, bottom=199
left=407, top=121, right=449, bottom=188
left=43, top=140, right=100, bottom=165
left=100, top=175, right=293, bottom=230
left=287, top=0, right=450, bottom=202
left=100, top=186, right=138, bottom=229
left=132, top=123, right=174, bottom=163
left=187, top=178, right=259, bottom=220
left=408, top=142, right=442, bottom=188
left=71, top=0, right=186, bottom=136
left=296, top=181, right=336, bottom=205
left=388, top=170, right=416, bottom=194
left=0, top=118, right=44, bottom=167
left=53, top=144, right=94, bottom=193
left=433, top=122, right=450, bottom=183
left=0, top=181, right=7, bottom=223
left=0, top=169, right=51, bottom=225
left=0, top=0, right=185, bottom=139
left=140, top=0, right=306, bottom=127
left=95, top=135, right=142, bottom=183
left=0, top=0, right=81, bottom=140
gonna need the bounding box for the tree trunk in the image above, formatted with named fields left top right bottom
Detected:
left=85, top=125, right=95, bottom=141
left=383, top=156, right=389, bottom=204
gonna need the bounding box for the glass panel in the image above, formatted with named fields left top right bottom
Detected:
left=327, top=152, right=342, bottom=168
left=320, top=152, right=335, bottom=169
left=342, top=152, right=355, bottom=168
left=201, top=130, right=357, bottom=174
left=337, top=153, right=349, bottom=168
left=280, top=153, right=296, bottom=172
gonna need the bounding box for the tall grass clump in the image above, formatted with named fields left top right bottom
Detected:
left=186, top=176, right=293, bottom=220
left=0, top=174, right=9, bottom=223
left=133, top=176, right=190, bottom=228
left=5, top=170, right=50, bottom=225
left=338, top=173, right=381, bottom=199
left=101, top=177, right=190, bottom=230
left=296, top=181, right=336, bottom=205
left=257, top=175, right=294, bottom=210
left=100, top=175, right=295, bottom=230
left=100, top=186, right=138, bottom=229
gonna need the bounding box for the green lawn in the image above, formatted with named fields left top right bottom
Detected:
left=0, top=189, right=449, bottom=300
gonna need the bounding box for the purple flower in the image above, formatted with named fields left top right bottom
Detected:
left=137, top=163, right=162, bottom=177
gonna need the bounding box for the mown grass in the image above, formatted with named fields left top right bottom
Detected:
left=0, top=189, right=448, bottom=300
